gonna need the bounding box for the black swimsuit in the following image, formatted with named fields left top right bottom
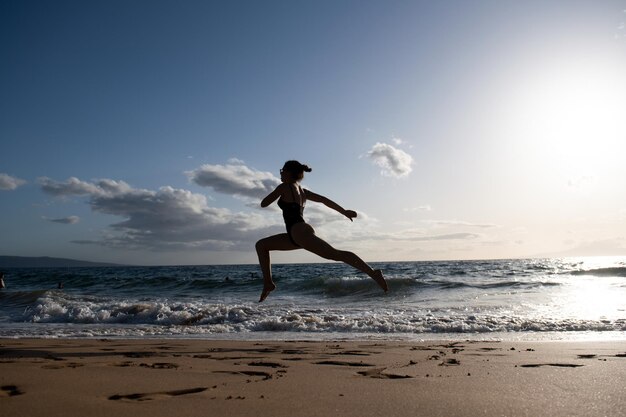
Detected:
left=277, top=185, right=305, bottom=246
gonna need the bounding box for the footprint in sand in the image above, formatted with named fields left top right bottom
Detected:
left=281, top=349, right=309, bottom=355
left=410, top=346, right=438, bottom=351
left=247, top=361, right=288, bottom=369
left=331, top=350, right=375, bottom=356
left=108, top=387, right=207, bottom=401
left=42, top=362, right=84, bottom=369
left=520, top=363, right=584, bottom=368
left=357, top=368, right=413, bottom=379
left=121, top=352, right=160, bottom=358
left=314, top=360, right=375, bottom=367
left=439, top=358, right=461, bottom=366
left=112, top=361, right=178, bottom=369
left=1, top=385, right=24, bottom=397
left=213, top=370, right=274, bottom=380
left=139, top=362, right=179, bottom=369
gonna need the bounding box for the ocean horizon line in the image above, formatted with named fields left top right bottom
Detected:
left=2, top=254, right=625, bottom=269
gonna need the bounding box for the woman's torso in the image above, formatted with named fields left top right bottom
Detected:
left=278, top=183, right=305, bottom=227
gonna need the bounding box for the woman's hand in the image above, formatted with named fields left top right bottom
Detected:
left=343, top=209, right=357, bottom=222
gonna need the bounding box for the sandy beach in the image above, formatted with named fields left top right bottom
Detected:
left=1, top=338, right=624, bottom=417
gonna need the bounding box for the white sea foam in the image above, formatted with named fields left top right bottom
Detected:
left=19, top=293, right=626, bottom=337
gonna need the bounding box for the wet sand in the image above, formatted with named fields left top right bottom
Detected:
left=1, top=338, right=625, bottom=417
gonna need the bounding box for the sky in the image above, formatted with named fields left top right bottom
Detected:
left=1, top=0, right=626, bottom=265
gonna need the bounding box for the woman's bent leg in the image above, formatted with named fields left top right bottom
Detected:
left=255, top=234, right=300, bottom=302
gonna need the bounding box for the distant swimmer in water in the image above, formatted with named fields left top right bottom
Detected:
left=255, top=160, right=388, bottom=302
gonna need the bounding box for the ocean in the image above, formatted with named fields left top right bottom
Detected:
left=1, top=257, right=625, bottom=341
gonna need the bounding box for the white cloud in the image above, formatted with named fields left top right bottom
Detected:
left=186, top=159, right=280, bottom=198
left=332, top=227, right=480, bottom=244
left=567, top=176, right=594, bottom=188
left=0, top=173, right=26, bottom=190
left=366, top=142, right=413, bottom=178
left=38, top=176, right=131, bottom=197
left=44, top=216, right=80, bottom=224
left=403, top=205, right=432, bottom=212
left=420, top=233, right=479, bottom=241
left=39, top=177, right=280, bottom=251
left=387, top=231, right=480, bottom=242
left=424, top=220, right=499, bottom=228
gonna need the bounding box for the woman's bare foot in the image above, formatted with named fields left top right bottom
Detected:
left=371, top=270, right=388, bottom=292
left=259, top=282, right=276, bottom=302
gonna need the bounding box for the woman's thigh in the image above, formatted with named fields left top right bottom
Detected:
left=257, top=233, right=301, bottom=251
left=290, top=223, right=338, bottom=259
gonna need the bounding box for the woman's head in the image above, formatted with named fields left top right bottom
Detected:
left=281, top=160, right=312, bottom=182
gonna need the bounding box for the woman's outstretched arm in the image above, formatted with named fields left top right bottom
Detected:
left=304, top=189, right=357, bottom=221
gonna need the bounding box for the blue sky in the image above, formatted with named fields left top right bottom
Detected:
left=2, top=0, right=626, bottom=265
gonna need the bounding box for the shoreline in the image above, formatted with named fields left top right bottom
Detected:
left=1, top=338, right=625, bottom=417
left=3, top=326, right=626, bottom=342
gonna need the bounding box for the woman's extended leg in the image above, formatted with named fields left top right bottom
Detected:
left=255, top=233, right=300, bottom=302
left=291, top=223, right=388, bottom=292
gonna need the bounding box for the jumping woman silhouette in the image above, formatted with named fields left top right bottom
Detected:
left=255, top=160, right=388, bottom=302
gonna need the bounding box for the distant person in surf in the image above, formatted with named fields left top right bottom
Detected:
left=255, top=160, right=388, bottom=302
left=0, top=272, right=5, bottom=289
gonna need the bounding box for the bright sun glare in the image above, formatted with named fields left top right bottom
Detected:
left=500, top=53, right=626, bottom=184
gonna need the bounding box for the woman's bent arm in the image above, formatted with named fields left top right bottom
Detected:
left=261, top=184, right=283, bottom=207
